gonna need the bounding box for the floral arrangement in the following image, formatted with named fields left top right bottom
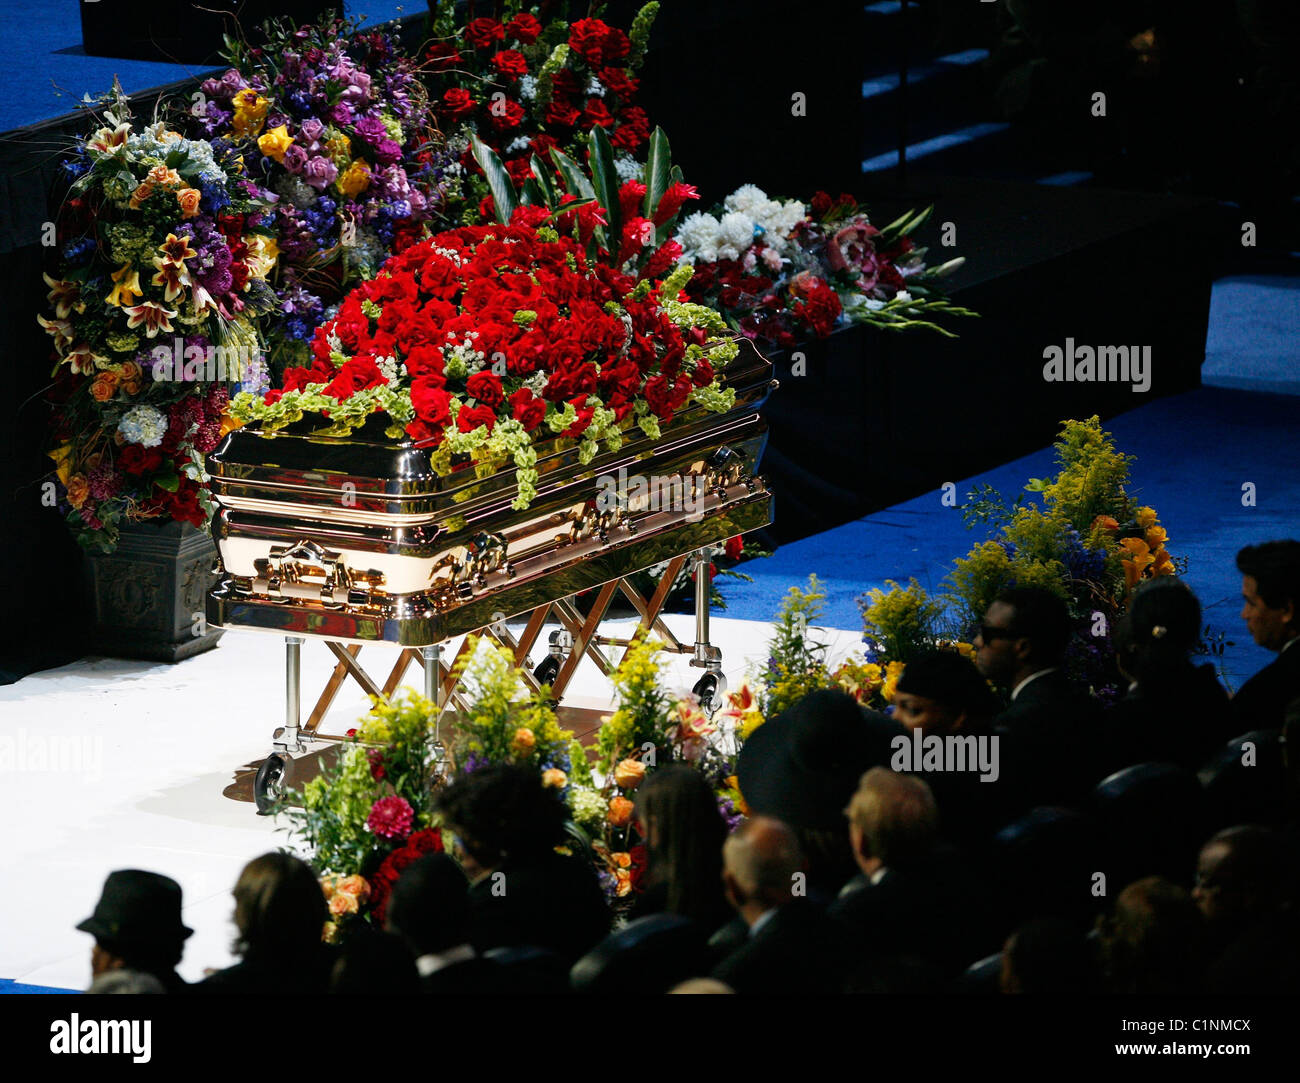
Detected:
left=195, top=16, right=448, bottom=373
left=228, top=202, right=737, bottom=510
left=283, top=688, right=447, bottom=937
left=40, top=87, right=277, bottom=551
left=676, top=186, right=974, bottom=350
left=427, top=0, right=660, bottom=203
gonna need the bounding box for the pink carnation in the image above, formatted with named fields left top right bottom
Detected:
left=366, top=795, right=414, bottom=840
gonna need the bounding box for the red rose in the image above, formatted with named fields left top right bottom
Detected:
left=569, top=18, right=612, bottom=64
left=543, top=100, right=581, bottom=128
left=457, top=403, right=497, bottom=433
left=465, top=371, right=504, bottom=407
left=725, top=535, right=744, bottom=561
left=600, top=67, right=638, bottom=100
left=321, top=355, right=385, bottom=400
left=581, top=98, right=616, bottom=130
left=410, top=378, right=451, bottom=426
left=491, top=49, right=528, bottom=78
left=811, top=190, right=833, bottom=216
left=425, top=42, right=462, bottom=71
left=441, top=87, right=477, bottom=122
left=789, top=273, right=843, bottom=338
left=509, top=387, right=547, bottom=431
left=504, top=13, right=542, bottom=43
left=464, top=17, right=505, bottom=49
left=119, top=444, right=164, bottom=476
left=488, top=99, right=526, bottom=131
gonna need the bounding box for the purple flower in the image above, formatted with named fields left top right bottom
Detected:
left=302, top=155, right=338, bottom=191
left=299, top=116, right=325, bottom=145
left=353, top=114, right=388, bottom=145
left=372, top=138, right=403, bottom=166
left=282, top=144, right=309, bottom=174
left=329, top=100, right=354, bottom=126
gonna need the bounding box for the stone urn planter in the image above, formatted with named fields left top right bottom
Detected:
left=83, top=519, right=224, bottom=662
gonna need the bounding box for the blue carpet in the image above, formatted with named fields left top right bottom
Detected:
left=719, top=278, right=1300, bottom=693
left=1203, top=275, right=1300, bottom=396
left=0, top=979, right=73, bottom=994
left=0, top=0, right=417, bottom=132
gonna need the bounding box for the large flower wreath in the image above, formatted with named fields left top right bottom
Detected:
left=230, top=209, right=739, bottom=508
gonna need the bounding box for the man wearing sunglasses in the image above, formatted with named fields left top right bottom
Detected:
left=973, top=586, right=1102, bottom=814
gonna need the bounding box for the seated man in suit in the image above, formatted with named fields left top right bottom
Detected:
left=1232, top=540, right=1300, bottom=732
left=974, top=586, right=1102, bottom=810
left=385, top=854, right=507, bottom=994
left=832, top=768, right=996, bottom=984
left=712, top=817, right=854, bottom=994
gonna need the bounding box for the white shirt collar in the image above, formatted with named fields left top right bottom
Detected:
left=749, top=907, right=779, bottom=938
left=1281, top=635, right=1300, bottom=655
left=870, top=866, right=889, bottom=886
left=415, top=943, right=476, bottom=977
left=1011, top=667, right=1059, bottom=701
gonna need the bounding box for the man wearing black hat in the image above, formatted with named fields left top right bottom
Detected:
left=77, top=869, right=193, bottom=994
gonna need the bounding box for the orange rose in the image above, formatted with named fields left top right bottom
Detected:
left=328, top=892, right=358, bottom=917
left=147, top=164, right=181, bottom=187
left=176, top=187, right=202, bottom=217
left=541, top=768, right=568, bottom=789
left=90, top=371, right=119, bottom=401
left=613, top=758, right=646, bottom=790
left=337, top=874, right=369, bottom=902
left=615, top=869, right=633, bottom=897
left=66, top=475, right=89, bottom=508
left=319, top=875, right=337, bottom=899
left=129, top=182, right=154, bottom=210
left=607, top=796, right=634, bottom=827
left=612, top=851, right=632, bottom=869
left=511, top=727, right=536, bottom=755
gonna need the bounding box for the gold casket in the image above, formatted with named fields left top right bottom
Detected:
left=205, top=338, right=776, bottom=648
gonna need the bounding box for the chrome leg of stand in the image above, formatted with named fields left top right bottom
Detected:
left=423, top=643, right=447, bottom=776
left=281, top=635, right=306, bottom=753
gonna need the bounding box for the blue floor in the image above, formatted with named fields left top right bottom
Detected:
left=0, top=0, right=414, bottom=131
left=0, top=979, right=70, bottom=993
left=719, top=275, right=1300, bottom=693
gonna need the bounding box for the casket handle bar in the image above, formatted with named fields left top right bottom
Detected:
left=256, top=538, right=387, bottom=607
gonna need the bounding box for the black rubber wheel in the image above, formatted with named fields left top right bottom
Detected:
left=254, top=752, right=291, bottom=815
left=533, top=654, right=562, bottom=687
left=693, top=672, right=726, bottom=715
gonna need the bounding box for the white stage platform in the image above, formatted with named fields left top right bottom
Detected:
left=0, top=614, right=864, bottom=991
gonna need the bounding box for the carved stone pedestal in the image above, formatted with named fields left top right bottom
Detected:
left=83, top=519, right=223, bottom=662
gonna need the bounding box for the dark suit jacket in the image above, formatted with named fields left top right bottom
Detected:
left=1102, top=662, right=1235, bottom=775
left=994, top=669, right=1103, bottom=811
left=711, top=900, right=856, bottom=994
left=196, top=946, right=336, bottom=994
left=1231, top=643, right=1300, bottom=733
left=420, top=955, right=511, bottom=995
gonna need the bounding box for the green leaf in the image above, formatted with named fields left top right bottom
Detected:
left=469, top=131, right=517, bottom=226
left=153, top=471, right=180, bottom=493
left=529, top=153, right=558, bottom=208
left=642, top=126, right=670, bottom=219
left=587, top=125, right=621, bottom=253
left=521, top=176, right=544, bottom=206
left=549, top=146, right=596, bottom=202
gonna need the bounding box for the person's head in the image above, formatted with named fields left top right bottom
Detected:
left=87, top=970, right=167, bottom=995
left=893, top=650, right=1000, bottom=734
left=77, top=869, right=192, bottom=981
left=634, top=765, right=728, bottom=923
left=1193, top=825, right=1294, bottom=934
left=329, top=930, right=420, bottom=995
left=434, top=763, right=568, bottom=877
left=721, top=816, right=804, bottom=925
left=974, top=587, right=1073, bottom=686
left=1237, top=541, right=1300, bottom=650
left=385, top=854, right=471, bottom=957
left=1096, top=876, right=1206, bottom=993
left=1000, top=918, right=1095, bottom=994
left=844, top=768, right=938, bottom=877
left=1115, top=577, right=1203, bottom=684
left=232, top=852, right=328, bottom=960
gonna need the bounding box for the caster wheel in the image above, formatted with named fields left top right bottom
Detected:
left=533, top=654, right=561, bottom=687
left=254, top=752, right=292, bottom=815
left=693, top=671, right=727, bottom=715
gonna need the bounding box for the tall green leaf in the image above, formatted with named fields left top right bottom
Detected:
left=529, top=154, right=558, bottom=209
left=470, top=131, right=518, bottom=226
left=587, top=125, right=622, bottom=252
left=642, top=127, right=670, bottom=219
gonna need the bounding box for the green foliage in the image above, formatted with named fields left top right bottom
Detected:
left=857, top=578, right=943, bottom=663
left=597, top=635, right=672, bottom=768
left=945, top=540, right=1070, bottom=627
left=1040, top=416, right=1135, bottom=532
left=758, top=575, right=831, bottom=718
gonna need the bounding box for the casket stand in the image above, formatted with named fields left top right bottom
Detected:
left=206, top=339, right=776, bottom=812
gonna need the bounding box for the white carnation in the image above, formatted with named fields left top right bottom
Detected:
left=723, top=184, right=770, bottom=220
left=718, top=211, right=756, bottom=253
left=675, top=211, right=722, bottom=262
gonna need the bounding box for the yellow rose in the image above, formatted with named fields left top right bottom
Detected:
left=337, top=157, right=372, bottom=200
left=613, top=758, right=646, bottom=790
left=511, top=727, right=536, bottom=755
left=231, top=89, right=269, bottom=138
left=257, top=125, right=294, bottom=163
left=1135, top=506, right=1158, bottom=530
left=541, top=767, right=568, bottom=789
left=66, top=475, right=89, bottom=509
left=176, top=187, right=202, bottom=218
left=607, top=796, right=634, bottom=827
left=1145, top=526, right=1168, bottom=551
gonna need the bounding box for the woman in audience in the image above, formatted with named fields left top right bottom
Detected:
left=1104, top=578, right=1234, bottom=774
left=199, top=852, right=335, bottom=994
left=1095, top=875, right=1207, bottom=993
left=630, top=764, right=732, bottom=935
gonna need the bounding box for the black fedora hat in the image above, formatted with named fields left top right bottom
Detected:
left=76, top=869, right=194, bottom=949
left=737, top=689, right=906, bottom=830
